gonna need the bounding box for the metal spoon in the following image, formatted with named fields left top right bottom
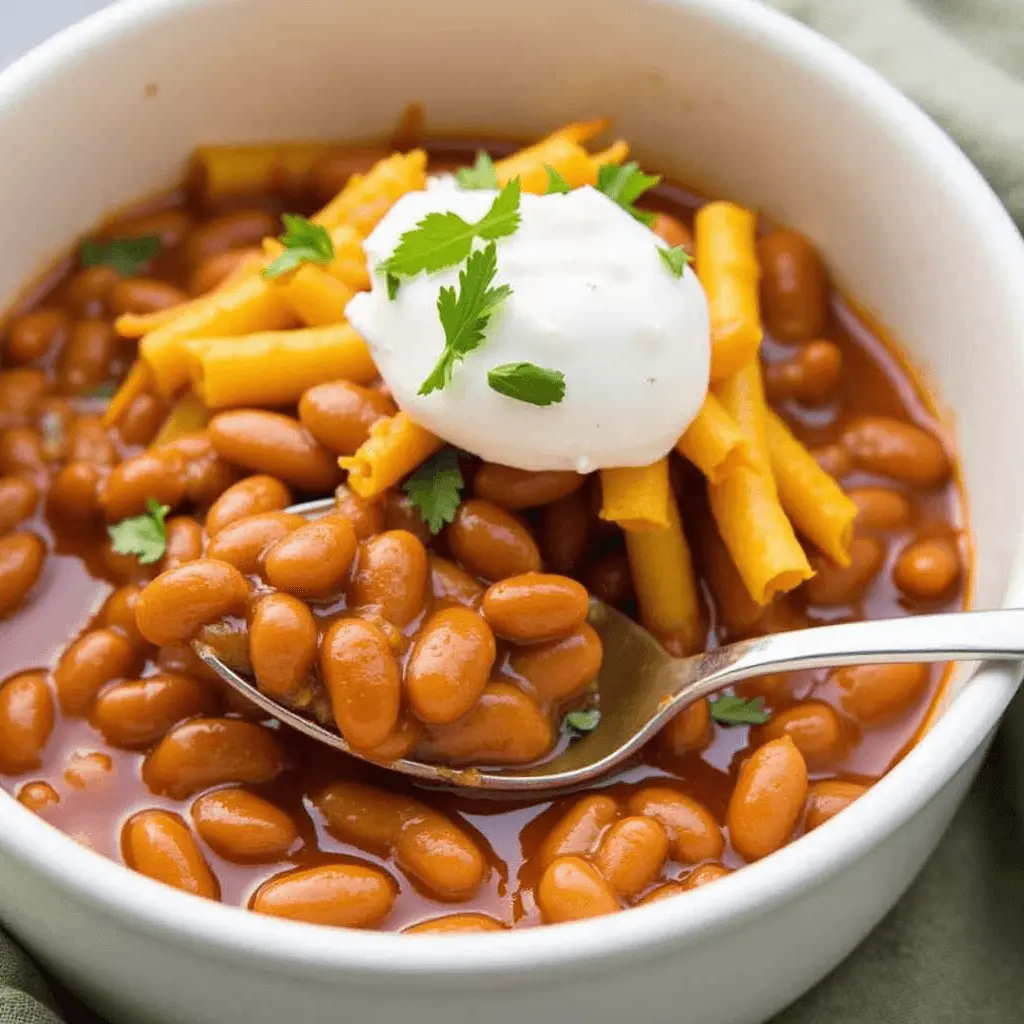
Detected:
left=195, top=499, right=1024, bottom=793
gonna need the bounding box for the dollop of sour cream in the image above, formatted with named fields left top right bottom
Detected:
left=346, top=184, right=710, bottom=473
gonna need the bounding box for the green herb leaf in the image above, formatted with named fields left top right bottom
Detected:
left=456, top=152, right=499, bottom=190
left=385, top=273, right=401, bottom=300
left=418, top=242, right=512, bottom=395
left=80, top=234, right=162, bottom=276
left=596, top=162, right=660, bottom=226
left=658, top=245, right=691, bottom=278
left=107, top=498, right=171, bottom=566
left=544, top=166, right=572, bottom=195
left=262, top=214, right=335, bottom=279
left=487, top=362, right=565, bottom=406
left=708, top=694, right=771, bottom=726
left=564, top=709, right=601, bottom=734
left=403, top=448, right=465, bottom=534
left=382, top=179, right=521, bottom=278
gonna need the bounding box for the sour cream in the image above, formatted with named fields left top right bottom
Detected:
left=346, top=185, right=710, bottom=472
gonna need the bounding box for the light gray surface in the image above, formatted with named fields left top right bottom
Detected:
left=0, top=1, right=111, bottom=69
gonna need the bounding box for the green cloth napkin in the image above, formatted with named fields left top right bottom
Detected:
left=3, top=1, right=1024, bottom=1021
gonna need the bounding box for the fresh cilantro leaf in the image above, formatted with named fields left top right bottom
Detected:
left=564, top=709, right=601, bottom=734
left=107, top=498, right=171, bottom=565
left=418, top=242, right=512, bottom=395
left=596, top=162, right=660, bottom=226
left=658, top=245, right=691, bottom=278
left=708, top=694, right=771, bottom=726
left=544, top=166, right=571, bottom=194
left=382, top=179, right=521, bottom=278
left=403, top=448, right=465, bottom=534
left=487, top=362, right=565, bottom=406
left=385, top=273, right=401, bottom=300
left=80, top=234, right=162, bottom=276
left=262, top=214, right=335, bottom=279
left=456, top=152, right=499, bottom=190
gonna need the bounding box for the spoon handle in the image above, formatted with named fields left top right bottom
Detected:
left=671, top=608, right=1024, bottom=705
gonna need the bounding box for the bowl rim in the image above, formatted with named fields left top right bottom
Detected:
left=1, top=0, right=1023, bottom=982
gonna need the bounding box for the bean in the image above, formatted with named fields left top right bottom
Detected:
left=308, top=147, right=392, bottom=201
left=849, top=486, right=913, bottom=532
left=183, top=452, right=241, bottom=509
left=249, top=593, right=318, bottom=704
left=58, top=320, right=116, bottom=394
left=160, top=516, right=204, bottom=571
left=184, top=209, right=278, bottom=266
left=757, top=229, right=827, bottom=343
left=66, top=414, right=118, bottom=466
left=364, top=714, right=424, bottom=762
left=205, top=475, right=292, bottom=537
left=321, top=617, right=401, bottom=751
left=333, top=484, right=385, bottom=540
left=651, top=213, right=694, bottom=252
left=473, top=464, right=585, bottom=510
left=538, top=856, right=619, bottom=923
left=208, top=410, right=340, bottom=492
left=805, top=780, right=868, bottom=831
left=108, top=278, right=188, bottom=317
left=316, top=780, right=422, bottom=849
left=834, top=662, right=929, bottom=723
left=660, top=699, right=712, bottom=756
left=684, top=863, right=730, bottom=889
left=90, top=672, right=212, bottom=748
left=395, top=817, right=488, bottom=900
left=101, top=536, right=158, bottom=584
left=382, top=491, right=433, bottom=545
left=348, top=530, right=428, bottom=626
left=429, top=554, right=483, bottom=609
left=0, top=476, right=38, bottom=534
left=754, top=701, right=845, bottom=766
left=404, top=914, right=506, bottom=934
left=0, top=428, right=46, bottom=483
left=5, top=309, right=68, bottom=365
left=53, top=627, right=135, bottom=715
left=188, top=246, right=263, bottom=296
left=482, top=573, right=589, bottom=642
left=192, top=788, right=299, bottom=861
left=812, top=443, right=852, bottom=480
left=298, top=381, right=395, bottom=456
left=206, top=510, right=304, bottom=574
left=135, top=559, right=249, bottom=648
left=842, top=417, right=950, bottom=488
left=639, top=882, right=686, bottom=905
left=764, top=340, right=842, bottom=405
left=143, top=717, right=287, bottom=798
left=100, top=449, right=186, bottom=521
left=262, top=517, right=357, bottom=599
left=116, top=391, right=169, bottom=447
left=893, top=536, right=961, bottom=601
left=100, top=584, right=148, bottom=648
left=48, top=462, right=104, bottom=525
left=508, top=624, right=603, bottom=704
left=803, top=536, right=884, bottom=606
left=0, top=672, right=54, bottom=773
left=0, top=369, right=48, bottom=430
left=538, top=795, right=621, bottom=870
left=0, top=532, right=46, bottom=617
left=406, top=608, right=496, bottom=724
left=251, top=864, right=395, bottom=928
left=448, top=500, right=542, bottom=581
left=122, top=810, right=218, bottom=899
left=627, top=787, right=724, bottom=863
left=539, top=491, right=589, bottom=574
left=417, top=682, right=553, bottom=765
left=18, top=781, right=59, bottom=813
left=107, top=208, right=194, bottom=250
left=726, top=736, right=809, bottom=861
left=594, top=816, right=670, bottom=898
left=64, top=266, right=119, bottom=318
left=582, top=550, right=635, bottom=609
left=64, top=751, right=114, bottom=790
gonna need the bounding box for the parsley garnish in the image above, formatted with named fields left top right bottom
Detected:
left=658, top=245, right=691, bottom=278
left=107, top=498, right=171, bottom=565
left=418, top=242, right=512, bottom=395
left=487, top=362, right=565, bottom=406
left=403, top=448, right=465, bottom=534
left=708, top=695, right=771, bottom=726
left=596, top=162, right=660, bottom=226
left=382, top=179, right=521, bottom=279
left=262, top=214, right=335, bottom=279
left=80, top=234, right=162, bottom=276
left=545, top=166, right=572, bottom=194
left=456, top=152, right=499, bottom=190
left=385, top=273, right=401, bottom=300
left=564, top=709, right=601, bottom=734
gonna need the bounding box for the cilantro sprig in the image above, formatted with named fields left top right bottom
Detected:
left=658, top=245, right=691, bottom=278
left=456, top=152, right=499, bottom=190
left=107, top=498, right=171, bottom=565
left=708, top=694, right=771, bottom=726
left=382, top=179, right=521, bottom=280
left=544, top=166, right=571, bottom=195
left=80, top=234, right=162, bottom=276
left=418, top=242, right=512, bottom=395
left=564, top=709, right=601, bottom=734
left=403, top=448, right=465, bottom=534
left=597, top=162, right=660, bottom=226
left=487, top=362, right=565, bottom=406
left=262, top=215, right=335, bottom=279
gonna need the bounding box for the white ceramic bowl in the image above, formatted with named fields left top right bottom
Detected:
left=1, top=1, right=1023, bottom=1022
